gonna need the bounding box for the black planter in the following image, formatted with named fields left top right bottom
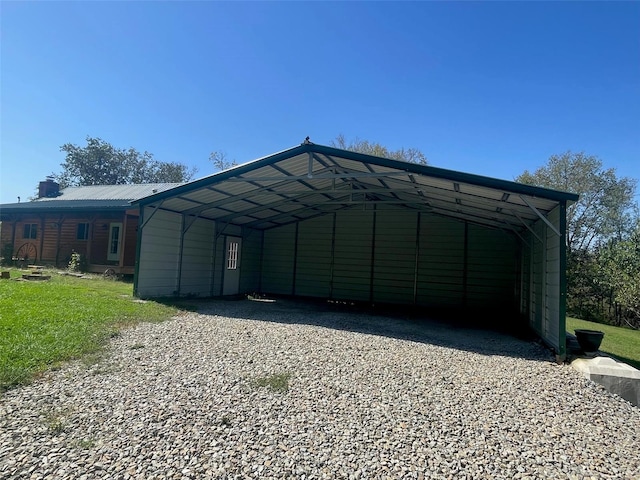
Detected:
left=574, top=329, right=605, bottom=353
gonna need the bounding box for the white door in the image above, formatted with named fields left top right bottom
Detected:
left=222, top=236, right=242, bottom=295
left=107, top=222, right=123, bottom=262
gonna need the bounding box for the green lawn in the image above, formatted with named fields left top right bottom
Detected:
left=0, top=268, right=180, bottom=392
left=566, top=317, right=640, bottom=370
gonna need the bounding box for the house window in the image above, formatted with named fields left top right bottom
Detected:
left=23, top=223, right=37, bottom=239
left=226, top=241, right=239, bottom=270
left=77, top=223, right=89, bottom=240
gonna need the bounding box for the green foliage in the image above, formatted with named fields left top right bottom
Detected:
left=0, top=269, right=180, bottom=392
left=332, top=134, right=428, bottom=165
left=1, top=243, right=13, bottom=266
left=71, top=437, right=96, bottom=449
left=67, top=251, right=87, bottom=273
left=566, top=317, right=640, bottom=370
left=53, top=136, right=197, bottom=188
left=516, top=151, right=637, bottom=252
left=44, top=411, right=68, bottom=435
left=596, top=223, right=640, bottom=324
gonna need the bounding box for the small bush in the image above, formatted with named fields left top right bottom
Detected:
left=68, top=251, right=88, bottom=272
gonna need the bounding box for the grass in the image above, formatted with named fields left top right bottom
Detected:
left=566, top=317, right=640, bottom=370
left=0, top=268, right=180, bottom=392
left=251, top=372, right=292, bottom=393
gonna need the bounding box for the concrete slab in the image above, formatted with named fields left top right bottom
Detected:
left=571, top=356, right=640, bottom=407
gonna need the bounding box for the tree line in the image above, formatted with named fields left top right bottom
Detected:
left=48, top=136, right=639, bottom=329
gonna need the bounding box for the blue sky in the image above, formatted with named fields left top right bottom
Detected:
left=1, top=1, right=639, bottom=204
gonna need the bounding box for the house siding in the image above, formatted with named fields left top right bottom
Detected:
left=0, top=212, right=137, bottom=270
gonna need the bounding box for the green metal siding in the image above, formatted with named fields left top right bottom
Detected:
left=331, top=210, right=374, bottom=301
left=261, top=224, right=296, bottom=294
left=416, top=214, right=465, bottom=307
left=239, top=229, right=263, bottom=294
left=372, top=209, right=417, bottom=304
left=179, top=217, right=215, bottom=296
left=544, top=207, right=562, bottom=353
left=136, top=208, right=182, bottom=297
left=295, top=215, right=333, bottom=298
left=466, top=224, right=518, bottom=310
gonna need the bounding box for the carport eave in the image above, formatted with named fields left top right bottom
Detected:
left=132, top=144, right=310, bottom=207
left=132, top=143, right=579, bottom=213
left=308, top=144, right=580, bottom=203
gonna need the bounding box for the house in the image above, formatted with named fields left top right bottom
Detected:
left=130, top=142, right=579, bottom=359
left=0, top=179, right=182, bottom=274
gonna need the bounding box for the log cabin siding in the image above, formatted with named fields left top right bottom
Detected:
left=0, top=211, right=138, bottom=271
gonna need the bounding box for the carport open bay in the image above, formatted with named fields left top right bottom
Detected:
left=1, top=298, right=638, bottom=479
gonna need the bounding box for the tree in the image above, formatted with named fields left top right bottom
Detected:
left=516, top=151, right=637, bottom=253
left=331, top=134, right=428, bottom=165
left=209, top=151, right=238, bottom=171
left=596, top=221, right=640, bottom=328
left=53, top=136, right=197, bottom=188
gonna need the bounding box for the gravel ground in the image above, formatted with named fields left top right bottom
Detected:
left=1, top=298, right=639, bottom=480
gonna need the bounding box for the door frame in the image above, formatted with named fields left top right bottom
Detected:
left=107, top=222, right=123, bottom=262
left=222, top=236, right=242, bottom=295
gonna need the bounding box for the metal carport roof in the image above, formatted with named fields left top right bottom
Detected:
left=132, top=141, right=579, bottom=234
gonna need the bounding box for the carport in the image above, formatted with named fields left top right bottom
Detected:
left=132, top=141, right=578, bottom=358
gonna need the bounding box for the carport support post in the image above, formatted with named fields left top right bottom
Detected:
left=557, top=201, right=569, bottom=361
left=176, top=214, right=186, bottom=296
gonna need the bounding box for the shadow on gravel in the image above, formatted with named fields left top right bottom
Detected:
left=177, top=295, right=554, bottom=363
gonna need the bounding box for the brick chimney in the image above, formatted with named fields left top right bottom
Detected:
left=38, top=177, right=60, bottom=198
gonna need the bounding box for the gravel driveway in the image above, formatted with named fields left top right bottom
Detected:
left=1, top=298, right=639, bottom=479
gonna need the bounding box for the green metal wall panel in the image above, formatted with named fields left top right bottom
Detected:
left=295, top=215, right=333, bottom=298
left=261, top=223, right=296, bottom=294
left=179, top=217, right=215, bottom=296
left=239, top=228, right=263, bottom=294
left=416, top=214, right=465, bottom=306
left=372, top=210, right=417, bottom=304
left=136, top=208, right=182, bottom=297
left=466, top=224, right=518, bottom=310
left=331, top=210, right=374, bottom=301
